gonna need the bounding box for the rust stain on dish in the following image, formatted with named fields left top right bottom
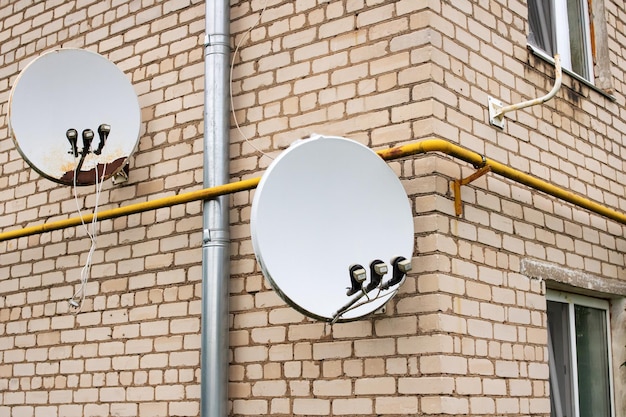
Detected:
left=59, top=157, right=126, bottom=185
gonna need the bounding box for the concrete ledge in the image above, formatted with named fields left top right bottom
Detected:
left=520, top=258, right=626, bottom=297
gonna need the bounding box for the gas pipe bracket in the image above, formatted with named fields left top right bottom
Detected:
left=453, top=164, right=491, bottom=217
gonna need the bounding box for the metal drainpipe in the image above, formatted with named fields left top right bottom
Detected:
left=202, top=0, right=230, bottom=416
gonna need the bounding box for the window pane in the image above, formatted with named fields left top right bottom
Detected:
left=575, top=304, right=611, bottom=417
left=528, top=0, right=556, bottom=55
left=566, top=0, right=590, bottom=79
left=548, top=300, right=574, bottom=417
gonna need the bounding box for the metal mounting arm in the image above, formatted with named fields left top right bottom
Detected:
left=453, top=163, right=491, bottom=217
left=489, top=54, right=562, bottom=129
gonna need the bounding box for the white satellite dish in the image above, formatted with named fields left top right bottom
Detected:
left=8, top=48, right=141, bottom=186
left=251, top=134, right=414, bottom=322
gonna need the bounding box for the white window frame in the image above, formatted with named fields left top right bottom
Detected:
left=528, top=0, right=595, bottom=83
left=546, top=290, right=616, bottom=417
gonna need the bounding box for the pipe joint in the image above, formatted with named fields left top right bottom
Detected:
left=204, top=34, right=230, bottom=49
left=202, top=228, right=230, bottom=245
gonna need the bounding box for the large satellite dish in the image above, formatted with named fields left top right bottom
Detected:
left=8, top=48, right=141, bottom=186
left=251, top=134, right=414, bottom=321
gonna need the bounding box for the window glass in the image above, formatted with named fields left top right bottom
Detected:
left=528, top=0, right=555, bottom=55
left=527, top=0, right=593, bottom=81
left=566, top=0, right=590, bottom=79
left=574, top=305, right=611, bottom=417
left=547, top=301, right=574, bottom=417
left=546, top=292, right=614, bottom=417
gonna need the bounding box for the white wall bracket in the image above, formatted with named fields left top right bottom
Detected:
left=488, top=54, right=562, bottom=129
left=111, top=164, right=129, bottom=185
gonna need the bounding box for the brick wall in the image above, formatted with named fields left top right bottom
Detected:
left=0, top=1, right=625, bottom=416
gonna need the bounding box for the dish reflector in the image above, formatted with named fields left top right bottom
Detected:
left=8, top=48, right=141, bottom=185
left=251, top=135, right=414, bottom=321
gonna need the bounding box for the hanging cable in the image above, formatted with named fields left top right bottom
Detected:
left=229, top=0, right=274, bottom=160
left=69, top=158, right=106, bottom=313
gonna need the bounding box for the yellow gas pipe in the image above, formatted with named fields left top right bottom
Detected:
left=0, top=138, right=624, bottom=243
left=376, top=139, right=626, bottom=225
left=0, top=177, right=260, bottom=242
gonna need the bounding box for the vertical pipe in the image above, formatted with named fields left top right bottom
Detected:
left=202, top=0, right=230, bottom=416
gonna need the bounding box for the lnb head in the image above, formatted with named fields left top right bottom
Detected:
left=394, top=257, right=412, bottom=273
left=365, top=259, right=387, bottom=292
left=81, top=129, right=94, bottom=155
left=66, top=128, right=79, bottom=157
left=94, top=123, right=111, bottom=155
left=386, top=256, right=412, bottom=287
left=97, top=124, right=111, bottom=135
left=346, top=264, right=367, bottom=296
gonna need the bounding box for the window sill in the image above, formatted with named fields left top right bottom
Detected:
left=527, top=44, right=616, bottom=102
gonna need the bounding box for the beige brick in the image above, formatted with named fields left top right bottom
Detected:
left=396, top=293, right=452, bottom=314
left=384, top=358, right=406, bottom=375
left=169, top=317, right=199, bottom=334
left=129, top=305, right=157, bottom=322
left=137, top=402, right=167, bottom=417
left=467, top=318, right=493, bottom=338
left=140, top=353, right=168, bottom=369
left=140, top=321, right=169, bottom=337
left=74, top=388, right=98, bottom=403
left=230, top=382, right=251, bottom=398
left=312, top=379, right=351, bottom=397
left=494, top=323, right=518, bottom=342
left=398, top=376, right=454, bottom=394
left=496, top=397, right=520, bottom=414
left=250, top=326, right=286, bottom=344
left=251, top=380, right=287, bottom=397
left=422, top=396, right=469, bottom=414
left=375, top=396, right=418, bottom=414
left=332, top=398, right=372, bottom=415
left=292, top=399, right=330, bottom=415
left=312, top=341, right=352, bottom=360
left=302, top=361, right=320, bottom=378
left=483, top=378, right=507, bottom=395
left=232, top=399, right=268, bottom=416
left=397, top=334, right=453, bottom=355
left=420, top=313, right=467, bottom=333
left=471, top=396, right=496, bottom=414
left=112, top=324, right=139, bottom=340
left=60, top=360, right=84, bottom=375
left=495, top=360, right=520, bottom=378
left=354, top=377, right=395, bottom=395
left=481, top=302, right=505, bottom=321
left=169, top=351, right=199, bottom=367
left=234, top=346, right=268, bottom=363
left=420, top=355, right=467, bottom=375
left=234, top=311, right=268, bottom=328
left=363, top=358, right=384, bottom=376
left=155, top=385, right=184, bottom=401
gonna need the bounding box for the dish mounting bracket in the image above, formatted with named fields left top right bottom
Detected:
left=488, top=54, right=562, bottom=129
left=111, top=164, right=129, bottom=185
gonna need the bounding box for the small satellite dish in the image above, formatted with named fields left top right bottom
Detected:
left=251, top=134, right=414, bottom=322
left=8, top=48, right=141, bottom=186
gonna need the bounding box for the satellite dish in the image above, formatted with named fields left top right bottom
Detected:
left=251, top=134, right=414, bottom=322
left=8, top=48, right=141, bottom=186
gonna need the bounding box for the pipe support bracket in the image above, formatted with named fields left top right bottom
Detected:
left=453, top=165, right=491, bottom=217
